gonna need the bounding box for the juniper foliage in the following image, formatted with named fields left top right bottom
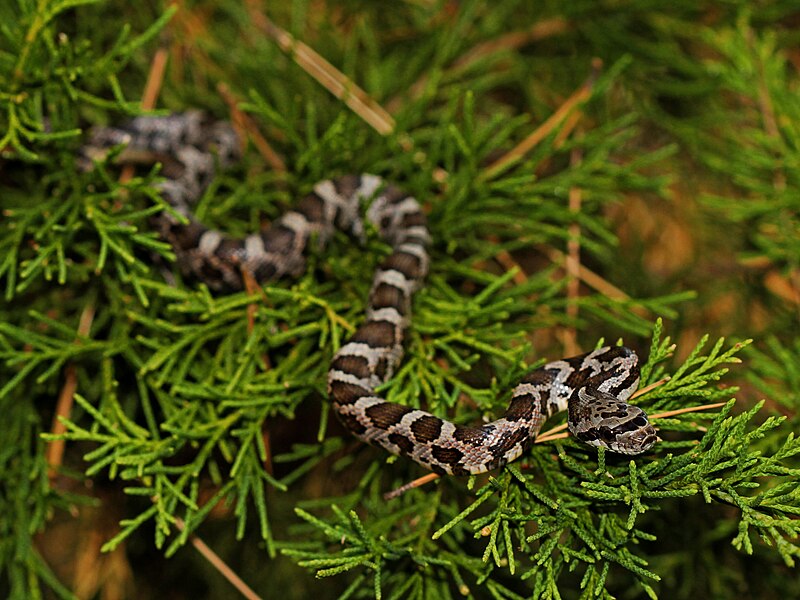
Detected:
left=1, top=1, right=799, bottom=599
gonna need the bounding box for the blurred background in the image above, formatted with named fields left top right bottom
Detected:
left=2, top=1, right=799, bottom=598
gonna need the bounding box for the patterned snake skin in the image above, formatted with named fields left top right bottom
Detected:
left=82, top=112, right=657, bottom=475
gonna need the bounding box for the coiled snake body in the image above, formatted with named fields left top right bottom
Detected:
left=83, top=112, right=657, bottom=476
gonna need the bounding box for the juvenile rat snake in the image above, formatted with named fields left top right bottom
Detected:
left=83, top=112, right=657, bottom=475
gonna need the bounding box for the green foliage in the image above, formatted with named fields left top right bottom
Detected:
left=282, top=328, right=800, bottom=599
left=1, top=1, right=799, bottom=599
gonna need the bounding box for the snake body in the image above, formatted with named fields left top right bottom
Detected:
left=83, top=112, right=657, bottom=475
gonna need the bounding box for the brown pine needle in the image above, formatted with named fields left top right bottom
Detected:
left=175, top=518, right=263, bottom=600
left=47, top=302, right=96, bottom=480
left=47, top=363, right=79, bottom=480
left=247, top=3, right=395, bottom=136
left=648, top=401, right=729, bottom=421
left=552, top=108, right=584, bottom=149
left=481, top=58, right=602, bottom=181
left=384, top=472, right=440, bottom=500
left=119, top=47, right=169, bottom=185
left=630, top=376, right=670, bottom=400
left=386, top=18, right=572, bottom=113
left=535, top=431, right=571, bottom=444
left=217, top=82, right=287, bottom=174
left=543, top=246, right=636, bottom=305
left=242, top=6, right=457, bottom=196
left=240, top=268, right=272, bottom=373
left=452, top=19, right=572, bottom=72
left=535, top=422, right=568, bottom=443
left=495, top=251, right=528, bottom=285
left=560, top=146, right=584, bottom=356
left=482, top=229, right=627, bottom=300
left=485, top=235, right=528, bottom=285
left=141, top=47, right=170, bottom=112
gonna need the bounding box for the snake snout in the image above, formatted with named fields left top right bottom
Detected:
left=614, top=420, right=658, bottom=454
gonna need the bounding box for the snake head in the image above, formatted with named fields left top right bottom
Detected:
left=568, top=388, right=658, bottom=455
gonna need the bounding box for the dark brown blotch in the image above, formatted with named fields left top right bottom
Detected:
left=252, top=259, right=278, bottom=282
left=430, top=463, right=448, bottom=475
left=329, top=380, right=371, bottom=405
left=488, top=426, right=528, bottom=455
left=169, top=222, right=206, bottom=250
left=382, top=251, right=423, bottom=281
left=364, top=402, right=413, bottom=429
left=297, top=193, right=326, bottom=224
left=351, top=320, right=396, bottom=348
left=401, top=212, right=426, bottom=228
left=521, top=369, right=553, bottom=386
left=452, top=426, right=489, bottom=446
left=331, top=355, right=371, bottom=379
left=261, top=225, right=296, bottom=253
left=576, top=427, right=600, bottom=443
left=599, top=409, right=630, bottom=420
left=564, top=368, right=591, bottom=390
left=504, top=394, right=536, bottom=421
left=388, top=432, right=415, bottom=454
left=332, top=174, right=362, bottom=198
left=195, top=257, right=227, bottom=287
left=410, top=415, right=443, bottom=444
left=370, top=282, right=408, bottom=314
left=215, top=237, right=245, bottom=261
left=374, top=356, right=389, bottom=380
left=431, top=445, right=464, bottom=466
left=380, top=186, right=408, bottom=204
left=336, top=412, right=367, bottom=435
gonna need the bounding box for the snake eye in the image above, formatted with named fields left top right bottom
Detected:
left=600, top=427, right=617, bottom=443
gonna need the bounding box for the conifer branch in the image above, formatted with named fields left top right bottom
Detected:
left=2, top=4, right=799, bottom=599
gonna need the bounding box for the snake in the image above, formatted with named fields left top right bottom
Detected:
left=82, top=111, right=658, bottom=476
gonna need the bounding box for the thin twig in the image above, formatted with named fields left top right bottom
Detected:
left=246, top=2, right=395, bottom=136
left=384, top=472, right=440, bottom=500
left=481, top=59, right=602, bottom=181
left=629, top=377, right=670, bottom=400
left=119, top=47, right=169, bottom=185
left=47, top=303, right=96, bottom=480
left=241, top=268, right=272, bottom=373
left=386, top=18, right=571, bottom=113
left=748, top=28, right=784, bottom=191
left=482, top=235, right=528, bottom=285
left=535, top=422, right=568, bottom=443
left=647, top=401, right=729, bottom=421
left=494, top=250, right=528, bottom=285
left=141, top=47, right=170, bottom=111
left=560, top=146, right=583, bottom=356
left=240, top=3, right=460, bottom=188
left=544, top=247, right=651, bottom=315
left=241, top=269, right=274, bottom=473
left=175, top=518, right=263, bottom=600
left=535, top=431, right=570, bottom=444
left=217, top=82, right=287, bottom=174
left=552, top=108, right=583, bottom=149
